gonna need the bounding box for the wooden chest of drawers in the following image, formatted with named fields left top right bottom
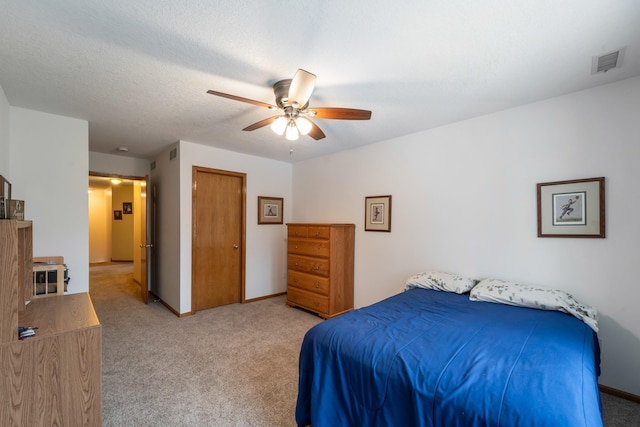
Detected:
left=286, top=223, right=355, bottom=318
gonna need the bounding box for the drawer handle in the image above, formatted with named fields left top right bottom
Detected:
left=295, top=245, right=298, bottom=249
left=314, top=231, right=320, bottom=236
left=295, top=262, right=299, bottom=266
left=313, top=265, right=320, bottom=270
left=314, top=302, right=320, bottom=307
left=314, top=282, right=320, bottom=288
left=294, top=278, right=299, bottom=283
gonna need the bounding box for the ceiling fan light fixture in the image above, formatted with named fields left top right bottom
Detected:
left=296, top=117, right=313, bottom=135
left=286, top=121, right=299, bottom=141
left=207, top=68, right=371, bottom=145
left=271, top=116, right=288, bottom=135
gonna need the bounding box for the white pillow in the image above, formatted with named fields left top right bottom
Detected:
left=469, top=279, right=599, bottom=332
left=405, top=271, right=478, bottom=294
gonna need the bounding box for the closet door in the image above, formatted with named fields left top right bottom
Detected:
left=192, top=167, right=246, bottom=312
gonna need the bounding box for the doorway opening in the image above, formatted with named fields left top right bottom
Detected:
left=88, top=173, right=149, bottom=303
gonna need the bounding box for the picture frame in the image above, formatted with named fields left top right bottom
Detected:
left=123, top=202, right=133, bottom=214
left=0, top=175, right=11, bottom=220
left=365, top=195, right=392, bottom=232
left=8, top=200, right=25, bottom=220
left=114, top=210, right=123, bottom=220
left=537, top=177, right=605, bottom=238
left=258, top=196, right=283, bottom=224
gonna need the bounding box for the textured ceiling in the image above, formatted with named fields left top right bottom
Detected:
left=1, top=1, right=639, bottom=163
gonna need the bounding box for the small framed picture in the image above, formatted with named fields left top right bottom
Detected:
left=258, top=196, right=283, bottom=224
left=0, top=175, right=11, bottom=219
left=537, top=177, right=605, bottom=238
left=365, top=195, right=392, bottom=232
left=123, top=202, right=132, bottom=214
left=114, top=210, right=123, bottom=220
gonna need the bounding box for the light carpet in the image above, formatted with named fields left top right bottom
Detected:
left=91, top=263, right=321, bottom=426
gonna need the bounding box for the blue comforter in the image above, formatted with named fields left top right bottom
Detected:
left=296, top=288, right=602, bottom=427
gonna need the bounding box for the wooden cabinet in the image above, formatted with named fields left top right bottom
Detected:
left=0, top=220, right=102, bottom=426
left=286, top=223, right=355, bottom=318
left=0, top=220, right=32, bottom=341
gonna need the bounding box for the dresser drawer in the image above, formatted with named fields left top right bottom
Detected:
left=288, top=238, right=330, bottom=257
left=288, top=225, right=308, bottom=238
left=287, top=287, right=329, bottom=314
left=288, top=225, right=331, bottom=239
left=288, top=254, right=329, bottom=277
left=307, top=226, right=330, bottom=239
left=288, top=270, right=329, bottom=295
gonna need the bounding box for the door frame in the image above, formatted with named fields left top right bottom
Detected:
left=191, top=166, right=247, bottom=313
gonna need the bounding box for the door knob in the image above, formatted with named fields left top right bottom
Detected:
left=140, top=243, right=153, bottom=248
left=233, top=244, right=239, bottom=250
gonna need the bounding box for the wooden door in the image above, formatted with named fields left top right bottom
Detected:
left=139, top=175, right=150, bottom=304
left=192, top=167, right=245, bottom=312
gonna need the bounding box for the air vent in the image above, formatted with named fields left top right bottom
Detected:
left=169, top=148, right=177, bottom=160
left=150, top=161, right=156, bottom=170
left=591, top=47, right=626, bottom=74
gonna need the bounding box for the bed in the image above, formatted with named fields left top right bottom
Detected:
left=295, top=274, right=602, bottom=427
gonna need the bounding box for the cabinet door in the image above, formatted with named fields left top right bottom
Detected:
left=0, top=221, right=19, bottom=342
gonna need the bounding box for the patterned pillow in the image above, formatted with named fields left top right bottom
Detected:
left=405, top=271, right=478, bottom=294
left=469, top=279, right=599, bottom=331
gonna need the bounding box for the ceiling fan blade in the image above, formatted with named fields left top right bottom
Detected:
left=307, top=120, right=326, bottom=140
left=207, top=90, right=275, bottom=109
left=288, top=69, right=316, bottom=108
left=308, top=107, right=372, bottom=120
left=242, top=116, right=279, bottom=131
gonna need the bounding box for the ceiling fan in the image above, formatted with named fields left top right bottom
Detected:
left=207, top=69, right=372, bottom=141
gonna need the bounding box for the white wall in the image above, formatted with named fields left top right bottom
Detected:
left=9, top=107, right=89, bottom=293
left=0, top=86, right=9, bottom=174
left=89, top=151, right=150, bottom=178
left=292, top=76, right=640, bottom=396
left=88, top=188, right=112, bottom=263
left=151, top=141, right=293, bottom=314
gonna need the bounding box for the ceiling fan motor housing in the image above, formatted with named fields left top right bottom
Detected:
left=273, top=79, right=292, bottom=108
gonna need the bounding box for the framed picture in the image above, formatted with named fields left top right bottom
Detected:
left=365, top=195, right=392, bottom=232
left=8, top=200, right=24, bottom=220
left=0, top=175, right=11, bottom=219
left=258, top=196, right=283, bottom=224
left=114, top=210, right=123, bottom=220
left=537, top=177, right=605, bottom=238
left=123, top=202, right=132, bottom=214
